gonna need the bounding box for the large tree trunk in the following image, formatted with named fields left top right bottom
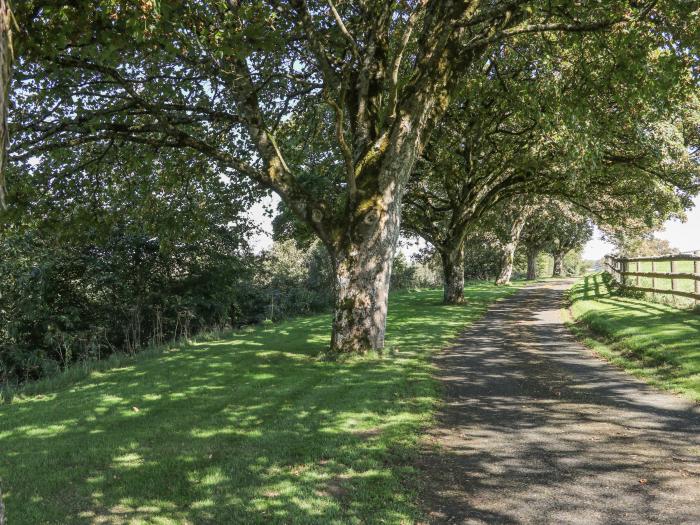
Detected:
left=0, top=0, right=14, bottom=210
left=495, top=247, right=516, bottom=286
left=552, top=251, right=565, bottom=277
left=440, top=243, right=465, bottom=304
left=527, top=250, right=538, bottom=280
left=329, top=126, right=419, bottom=352
left=331, top=238, right=395, bottom=354
left=495, top=208, right=530, bottom=286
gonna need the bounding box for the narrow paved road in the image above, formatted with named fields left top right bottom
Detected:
left=419, top=280, right=700, bottom=525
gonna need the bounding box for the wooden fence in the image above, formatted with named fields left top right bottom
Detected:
left=604, top=251, right=700, bottom=304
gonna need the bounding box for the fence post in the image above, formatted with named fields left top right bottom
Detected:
left=671, top=258, right=677, bottom=292
left=635, top=260, right=639, bottom=287
left=695, top=251, right=699, bottom=306
left=651, top=260, right=656, bottom=302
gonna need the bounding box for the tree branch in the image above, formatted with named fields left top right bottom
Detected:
left=326, top=0, right=359, bottom=58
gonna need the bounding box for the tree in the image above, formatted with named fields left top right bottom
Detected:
left=495, top=201, right=532, bottom=285
left=520, top=215, right=553, bottom=280
left=609, top=234, right=681, bottom=258
left=402, top=43, right=554, bottom=301
left=0, top=0, right=14, bottom=209
left=548, top=215, right=593, bottom=277
left=7, top=1, right=700, bottom=352
left=0, top=143, right=260, bottom=383
left=518, top=201, right=593, bottom=278
left=258, top=239, right=334, bottom=319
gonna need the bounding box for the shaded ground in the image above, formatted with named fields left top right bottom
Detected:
left=0, top=285, right=521, bottom=525
left=419, top=280, right=700, bottom=525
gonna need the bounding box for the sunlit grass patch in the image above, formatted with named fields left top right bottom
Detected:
left=565, top=274, right=700, bottom=401
left=0, top=283, right=521, bottom=524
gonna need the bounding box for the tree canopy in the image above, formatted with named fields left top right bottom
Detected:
left=3, top=0, right=700, bottom=352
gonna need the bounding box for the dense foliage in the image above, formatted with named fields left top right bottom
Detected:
left=0, top=227, right=429, bottom=385
left=0, top=148, right=254, bottom=383
left=0, top=147, right=327, bottom=384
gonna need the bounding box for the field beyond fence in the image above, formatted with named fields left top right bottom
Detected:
left=604, top=251, right=700, bottom=308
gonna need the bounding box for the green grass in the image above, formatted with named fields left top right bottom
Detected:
left=0, top=283, right=522, bottom=525
left=566, top=273, right=700, bottom=401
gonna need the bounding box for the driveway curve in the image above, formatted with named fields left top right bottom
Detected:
left=419, top=279, right=700, bottom=524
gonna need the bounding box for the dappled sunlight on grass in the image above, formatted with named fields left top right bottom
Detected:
left=567, top=274, right=700, bottom=401
left=0, top=283, right=521, bottom=524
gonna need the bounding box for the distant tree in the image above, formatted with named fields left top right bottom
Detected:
left=403, top=27, right=700, bottom=300
left=518, top=201, right=593, bottom=279
left=408, top=248, right=444, bottom=289
left=495, top=202, right=534, bottom=286
left=562, top=250, right=589, bottom=277
left=520, top=219, right=554, bottom=281
left=402, top=43, right=553, bottom=300
left=612, top=235, right=681, bottom=258
left=389, top=252, right=414, bottom=291
left=548, top=215, right=593, bottom=277
left=258, top=239, right=333, bottom=319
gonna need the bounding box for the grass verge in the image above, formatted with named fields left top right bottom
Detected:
left=564, top=273, right=700, bottom=402
left=0, top=283, right=521, bottom=524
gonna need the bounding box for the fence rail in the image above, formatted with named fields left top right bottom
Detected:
left=604, top=251, right=700, bottom=304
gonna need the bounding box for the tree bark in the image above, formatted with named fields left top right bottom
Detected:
left=552, top=251, right=565, bottom=277
left=527, top=250, right=538, bottom=280
left=332, top=250, right=393, bottom=353
left=327, top=69, right=451, bottom=351
left=329, top=154, right=409, bottom=352
left=0, top=0, right=14, bottom=210
left=495, top=207, right=530, bottom=286
left=495, top=247, right=516, bottom=286
left=440, top=243, right=465, bottom=304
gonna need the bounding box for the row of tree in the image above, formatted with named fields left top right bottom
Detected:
left=1, top=1, right=699, bottom=355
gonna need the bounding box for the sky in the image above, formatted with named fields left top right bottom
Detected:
left=582, top=195, right=700, bottom=259
left=248, top=194, right=700, bottom=260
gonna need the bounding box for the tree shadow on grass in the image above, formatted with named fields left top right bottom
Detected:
left=0, top=285, right=519, bottom=524
left=567, top=274, right=700, bottom=386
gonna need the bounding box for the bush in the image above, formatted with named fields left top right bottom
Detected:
left=257, top=240, right=333, bottom=320
left=0, top=225, right=256, bottom=384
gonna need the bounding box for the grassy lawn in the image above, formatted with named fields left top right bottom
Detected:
left=0, top=283, right=521, bottom=525
left=566, top=273, right=700, bottom=401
